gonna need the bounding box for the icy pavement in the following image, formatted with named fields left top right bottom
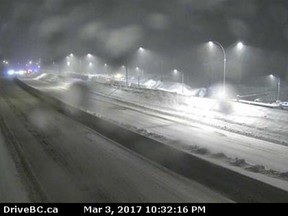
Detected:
left=29, top=73, right=288, bottom=146
left=84, top=83, right=288, bottom=146
left=0, top=112, right=30, bottom=202
left=0, top=78, right=231, bottom=202
left=21, top=74, right=288, bottom=183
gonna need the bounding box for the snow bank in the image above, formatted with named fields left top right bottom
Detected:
left=28, top=72, right=288, bottom=147
left=20, top=74, right=288, bottom=185
left=33, top=73, right=61, bottom=83
left=118, top=122, right=288, bottom=183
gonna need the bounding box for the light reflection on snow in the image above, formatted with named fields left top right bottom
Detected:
left=26, top=72, right=288, bottom=146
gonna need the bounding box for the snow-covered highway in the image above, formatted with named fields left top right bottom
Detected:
left=23, top=76, right=288, bottom=176
left=0, top=78, right=231, bottom=202
left=2, top=75, right=288, bottom=202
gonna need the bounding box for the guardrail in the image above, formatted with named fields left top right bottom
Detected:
left=15, top=78, right=288, bottom=202
left=234, top=99, right=281, bottom=109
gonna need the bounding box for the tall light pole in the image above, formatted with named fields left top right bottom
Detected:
left=208, top=41, right=226, bottom=96
left=136, top=66, right=144, bottom=88
left=124, top=46, right=145, bottom=87
left=86, top=54, right=91, bottom=74
left=125, top=60, right=128, bottom=87
left=104, top=63, right=109, bottom=74
left=79, top=59, right=83, bottom=73
left=208, top=41, right=244, bottom=97
left=3, top=60, right=9, bottom=65
left=173, top=69, right=184, bottom=94
left=270, top=74, right=280, bottom=101
left=136, top=67, right=140, bottom=88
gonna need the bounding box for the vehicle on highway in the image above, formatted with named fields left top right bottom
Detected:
left=281, top=101, right=288, bottom=109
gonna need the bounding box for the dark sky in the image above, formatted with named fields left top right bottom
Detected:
left=1, top=0, right=288, bottom=84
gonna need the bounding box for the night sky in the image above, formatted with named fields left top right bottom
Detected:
left=1, top=0, right=288, bottom=85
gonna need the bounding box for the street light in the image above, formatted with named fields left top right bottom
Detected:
left=173, top=69, right=184, bottom=94
left=136, top=67, right=140, bottom=88
left=82, top=54, right=94, bottom=73
left=237, top=42, right=244, bottom=50
left=208, top=41, right=244, bottom=98
left=138, top=47, right=144, bottom=52
left=124, top=46, right=146, bottom=87
left=208, top=41, right=226, bottom=96
left=269, top=74, right=281, bottom=102
left=104, top=63, right=110, bottom=74
left=136, top=66, right=144, bottom=88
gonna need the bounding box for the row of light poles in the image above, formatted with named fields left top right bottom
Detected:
left=135, top=42, right=246, bottom=96
left=65, top=53, right=105, bottom=73
left=62, top=47, right=184, bottom=93
left=124, top=47, right=145, bottom=87
left=2, top=59, right=41, bottom=70
left=62, top=43, right=282, bottom=101
left=2, top=60, right=9, bottom=65
left=208, top=41, right=281, bottom=101
left=171, top=41, right=244, bottom=96
left=126, top=47, right=183, bottom=91
left=63, top=44, right=237, bottom=95
left=207, top=40, right=281, bottom=102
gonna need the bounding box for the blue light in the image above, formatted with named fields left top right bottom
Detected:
left=7, top=69, right=15, bottom=75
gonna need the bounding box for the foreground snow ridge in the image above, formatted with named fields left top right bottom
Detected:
left=118, top=122, right=288, bottom=182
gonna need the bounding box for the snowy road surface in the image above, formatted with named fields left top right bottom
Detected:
left=23, top=78, right=288, bottom=176
left=0, top=78, right=230, bottom=202
left=0, top=130, right=30, bottom=202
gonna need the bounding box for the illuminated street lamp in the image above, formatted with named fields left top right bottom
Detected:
left=269, top=74, right=281, bottom=102
left=124, top=60, right=129, bottom=87
left=104, top=63, right=109, bottom=74
left=237, top=42, right=244, bottom=50
left=173, top=69, right=184, bottom=94
left=208, top=41, right=244, bottom=98
left=138, top=47, right=144, bottom=52
left=124, top=46, right=146, bottom=87
left=208, top=41, right=227, bottom=96
left=81, top=54, right=94, bottom=73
